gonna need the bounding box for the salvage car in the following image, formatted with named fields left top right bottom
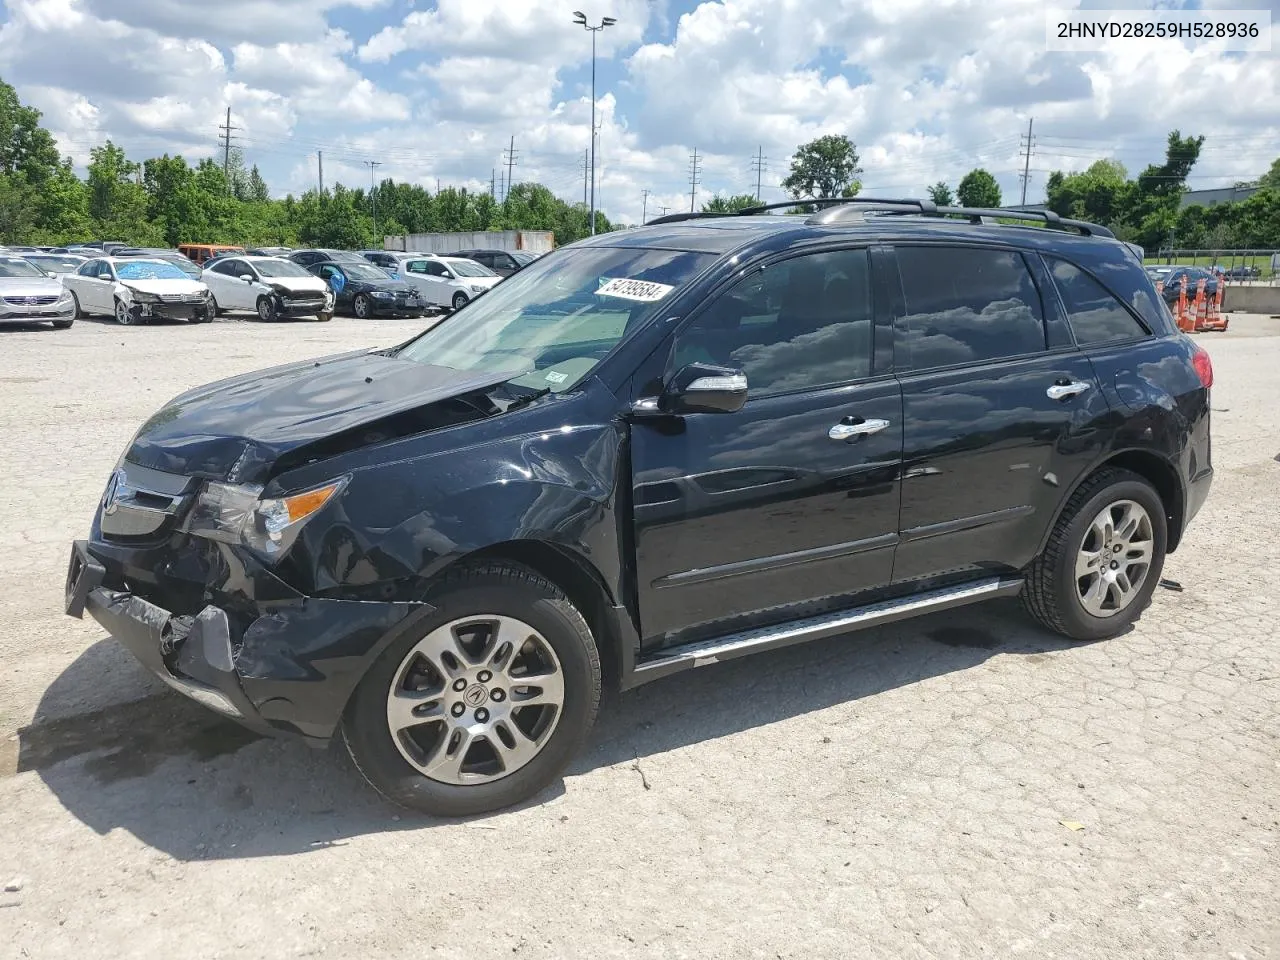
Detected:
left=202, top=255, right=335, bottom=321
left=63, top=257, right=214, bottom=325
left=0, top=254, right=77, bottom=327
left=65, top=198, right=1213, bottom=816
left=306, top=259, right=427, bottom=318
left=399, top=254, right=502, bottom=310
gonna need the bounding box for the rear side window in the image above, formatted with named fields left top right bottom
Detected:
left=1047, top=258, right=1149, bottom=345
left=894, top=247, right=1046, bottom=370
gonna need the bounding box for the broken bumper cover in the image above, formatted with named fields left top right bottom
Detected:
left=137, top=300, right=212, bottom=321
left=65, top=539, right=427, bottom=742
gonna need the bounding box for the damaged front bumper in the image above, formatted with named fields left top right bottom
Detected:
left=65, top=539, right=429, bottom=743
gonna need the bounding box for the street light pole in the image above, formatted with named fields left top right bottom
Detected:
left=573, top=11, right=616, bottom=236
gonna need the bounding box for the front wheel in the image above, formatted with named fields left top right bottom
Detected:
left=353, top=294, right=372, bottom=319
left=451, top=291, right=468, bottom=311
left=342, top=563, right=601, bottom=816
left=316, top=310, right=333, bottom=322
left=256, top=295, right=278, bottom=322
left=51, top=316, right=74, bottom=329
left=114, top=298, right=141, bottom=326
left=70, top=291, right=84, bottom=320
left=1023, top=468, right=1167, bottom=641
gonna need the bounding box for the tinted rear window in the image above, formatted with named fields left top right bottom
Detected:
left=894, top=246, right=1047, bottom=370
left=1047, top=258, right=1149, bottom=345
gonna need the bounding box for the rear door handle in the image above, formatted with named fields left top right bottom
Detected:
left=1046, top=380, right=1092, bottom=401
left=829, top=418, right=890, bottom=441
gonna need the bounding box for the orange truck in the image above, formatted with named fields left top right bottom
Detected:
left=178, top=243, right=245, bottom=265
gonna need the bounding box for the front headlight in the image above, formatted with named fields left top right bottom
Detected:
left=371, top=291, right=394, bottom=299
left=130, top=290, right=160, bottom=303
left=469, top=285, right=485, bottom=293
left=57, top=288, right=74, bottom=302
left=188, top=476, right=348, bottom=558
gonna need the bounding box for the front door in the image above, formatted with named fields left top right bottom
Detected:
left=80, top=261, right=113, bottom=312
left=886, top=244, right=1111, bottom=582
left=630, top=247, right=903, bottom=648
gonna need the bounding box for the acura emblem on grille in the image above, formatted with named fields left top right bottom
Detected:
left=101, top=469, right=125, bottom=515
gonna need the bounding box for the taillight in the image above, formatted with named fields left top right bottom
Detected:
left=1191, top=344, right=1213, bottom=389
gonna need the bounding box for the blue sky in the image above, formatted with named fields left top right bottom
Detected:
left=1, top=0, right=1276, bottom=225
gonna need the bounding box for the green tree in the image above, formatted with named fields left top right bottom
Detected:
left=0, top=77, right=60, bottom=185
left=702, top=193, right=758, bottom=213
left=926, top=181, right=954, bottom=206
left=87, top=141, right=155, bottom=241
left=956, top=168, right=1002, bottom=208
left=781, top=134, right=862, bottom=200
left=246, top=164, right=270, bottom=203
left=1045, top=159, right=1129, bottom=225
left=1258, top=157, right=1280, bottom=191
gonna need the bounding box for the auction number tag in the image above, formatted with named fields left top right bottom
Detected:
left=595, top=278, right=674, bottom=302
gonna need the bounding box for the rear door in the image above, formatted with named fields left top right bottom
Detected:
left=887, top=243, right=1111, bottom=583
left=630, top=246, right=903, bottom=648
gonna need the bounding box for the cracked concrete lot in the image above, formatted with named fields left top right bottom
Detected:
left=0, top=312, right=1277, bottom=960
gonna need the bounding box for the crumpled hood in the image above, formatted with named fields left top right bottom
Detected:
left=125, top=349, right=514, bottom=483
left=121, top=278, right=208, bottom=297
left=264, top=276, right=329, bottom=295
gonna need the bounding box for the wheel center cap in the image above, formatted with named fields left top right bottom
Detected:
left=463, top=684, right=489, bottom=707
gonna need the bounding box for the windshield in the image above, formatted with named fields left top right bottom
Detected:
left=341, top=262, right=394, bottom=282
left=511, top=252, right=537, bottom=265
left=396, top=246, right=716, bottom=392
left=28, top=256, right=84, bottom=273
left=329, top=250, right=368, bottom=262
left=255, top=259, right=313, bottom=278
left=448, top=259, right=497, bottom=278
left=0, top=257, right=47, bottom=278
left=159, top=256, right=202, bottom=278
left=115, top=260, right=190, bottom=281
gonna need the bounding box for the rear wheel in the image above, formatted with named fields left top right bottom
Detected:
left=451, top=291, right=468, bottom=311
left=256, top=295, right=278, bottom=322
left=1023, top=468, right=1167, bottom=641
left=343, top=563, right=601, bottom=816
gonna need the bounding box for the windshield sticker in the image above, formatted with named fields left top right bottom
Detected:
left=544, top=371, right=568, bottom=384
left=595, top=278, right=675, bottom=302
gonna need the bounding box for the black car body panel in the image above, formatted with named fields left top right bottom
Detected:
left=67, top=208, right=1213, bottom=744
left=305, top=260, right=425, bottom=317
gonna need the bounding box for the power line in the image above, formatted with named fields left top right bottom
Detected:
left=688, top=148, right=701, bottom=213
left=218, top=107, right=240, bottom=194
left=364, top=160, right=382, bottom=238
left=1018, top=117, right=1035, bottom=205
left=751, top=146, right=767, bottom=201
left=503, top=135, right=519, bottom=203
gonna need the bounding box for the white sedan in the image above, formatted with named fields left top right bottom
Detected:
left=398, top=255, right=502, bottom=310
left=201, top=255, right=335, bottom=321
left=63, top=257, right=214, bottom=325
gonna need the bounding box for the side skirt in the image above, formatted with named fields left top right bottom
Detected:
left=624, top=576, right=1024, bottom=687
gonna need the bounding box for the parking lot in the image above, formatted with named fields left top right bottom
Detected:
left=1, top=312, right=1277, bottom=959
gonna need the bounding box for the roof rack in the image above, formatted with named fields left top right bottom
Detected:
left=643, top=196, right=1112, bottom=238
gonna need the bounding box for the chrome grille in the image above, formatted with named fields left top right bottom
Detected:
left=3, top=295, right=58, bottom=306
left=99, top=463, right=199, bottom=540
left=158, top=293, right=204, bottom=303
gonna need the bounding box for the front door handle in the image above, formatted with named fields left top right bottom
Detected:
left=1046, top=380, right=1092, bottom=401
left=829, top=417, right=890, bottom=441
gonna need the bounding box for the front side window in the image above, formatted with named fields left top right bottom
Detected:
left=406, top=260, right=428, bottom=274
left=78, top=260, right=103, bottom=277
left=395, top=246, right=716, bottom=393
left=671, top=248, right=874, bottom=396
left=424, top=262, right=448, bottom=277
left=1047, top=258, right=1149, bottom=345
left=894, top=246, right=1046, bottom=371
left=211, top=259, right=241, bottom=276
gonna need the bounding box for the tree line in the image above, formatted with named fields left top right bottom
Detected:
left=0, top=78, right=613, bottom=248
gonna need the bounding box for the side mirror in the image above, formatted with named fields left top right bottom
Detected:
left=650, top=362, right=748, bottom=416
left=239, top=274, right=254, bottom=282
left=98, top=272, right=113, bottom=280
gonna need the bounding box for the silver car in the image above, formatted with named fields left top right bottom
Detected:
left=23, top=252, right=88, bottom=279
left=0, top=255, right=77, bottom=328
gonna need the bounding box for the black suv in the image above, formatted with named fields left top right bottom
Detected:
left=65, top=199, right=1213, bottom=816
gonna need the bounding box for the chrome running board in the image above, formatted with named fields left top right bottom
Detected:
left=631, top=577, right=1023, bottom=683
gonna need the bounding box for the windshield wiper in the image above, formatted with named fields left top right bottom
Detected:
left=498, top=386, right=551, bottom=413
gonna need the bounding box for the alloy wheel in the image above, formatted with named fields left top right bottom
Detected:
left=1075, top=499, right=1154, bottom=617
left=114, top=299, right=137, bottom=325
left=385, top=615, right=565, bottom=785
left=354, top=294, right=370, bottom=318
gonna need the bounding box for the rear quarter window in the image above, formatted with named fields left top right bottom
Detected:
left=1047, top=258, right=1150, bottom=345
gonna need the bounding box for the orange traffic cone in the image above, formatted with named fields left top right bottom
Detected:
left=1176, top=275, right=1194, bottom=332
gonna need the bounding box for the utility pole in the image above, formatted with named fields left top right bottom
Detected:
left=503, top=136, right=518, bottom=204
left=491, top=169, right=496, bottom=199
left=582, top=149, right=589, bottom=208
left=364, top=160, right=382, bottom=241
left=218, top=107, right=239, bottom=195
left=658, top=204, right=669, bottom=218
left=1018, top=117, right=1035, bottom=206
left=317, top=150, right=324, bottom=194
left=751, top=146, right=767, bottom=201
left=688, top=148, right=702, bottom=213
left=641, top=189, right=650, bottom=224
left=436, top=177, right=441, bottom=194
left=573, top=13, right=617, bottom=235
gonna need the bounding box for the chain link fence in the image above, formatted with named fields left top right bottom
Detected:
left=1150, top=249, right=1279, bottom=282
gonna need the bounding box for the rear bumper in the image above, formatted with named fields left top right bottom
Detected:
left=65, top=539, right=429, bottom=743
left=1185, top=465, right=1213, bottom=529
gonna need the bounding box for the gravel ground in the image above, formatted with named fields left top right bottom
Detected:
left=0, top=311, right=1277, bottom=960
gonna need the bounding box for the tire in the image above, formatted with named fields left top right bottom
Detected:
left=342, top=562, right=601, bottom=817
left=191, top=308, right=213, bottom=324
left=353, top=294, right=371, bottom=319
left=256, top=295, right=278, bottom=322
left=210, top=296, right=224, bottom=317
left=69, top=291, right=84, bottom=320
left=451, top=291, right=468, bottom=311
left=114, top=298, right=141, bottom=326
left=1023, top=468, right=1168, bottom=641
left=52, top=315, right=74, bottom=329
left=316, top=310, right=334, bottom=322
